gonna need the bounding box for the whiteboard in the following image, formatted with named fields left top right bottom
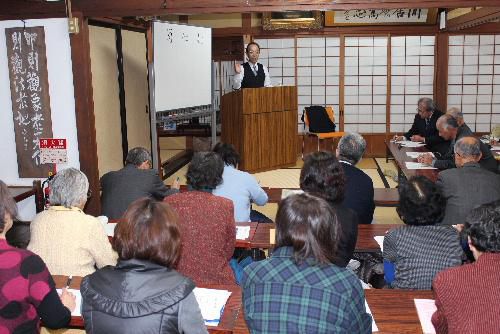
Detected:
left=153, top=21, right=212, bottom=111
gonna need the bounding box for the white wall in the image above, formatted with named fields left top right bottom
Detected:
left=0, top=18, right=80, bottom=219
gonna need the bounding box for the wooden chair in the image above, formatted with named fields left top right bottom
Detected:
left=302, top=106, right=345, bottom=157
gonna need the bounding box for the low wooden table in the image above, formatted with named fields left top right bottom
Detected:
left=263, top=187, right=399, bottom=207
left=365, top=289, right=434, bottom=334
left=52, top=275, right=244, bottom=334
left=386, top=140, right=439, bottom=182
left=244, top=223, right=396, bottom=253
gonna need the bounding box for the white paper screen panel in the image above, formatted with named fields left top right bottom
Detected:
left=153, top=21, right=212, bottom=111
left=254, top=38, right=296, bottom=88
left=447, top=34, right=500, bottom=132
left=344, top=36, right=388, bottom=133
left=296, top=37, right=340, bottom=133
left=390, top=36, right=435, bottom=133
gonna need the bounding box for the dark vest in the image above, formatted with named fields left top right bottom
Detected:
left=241, top=62, right=265, bottom=88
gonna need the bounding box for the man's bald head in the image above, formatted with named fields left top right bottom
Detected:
left=454, top=137, right=482, bottom=167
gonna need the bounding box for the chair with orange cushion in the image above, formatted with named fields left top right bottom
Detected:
left=302, top=105, right=345, bottom=157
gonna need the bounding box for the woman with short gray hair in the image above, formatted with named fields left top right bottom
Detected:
left=28, top=168, right=117, bottom=276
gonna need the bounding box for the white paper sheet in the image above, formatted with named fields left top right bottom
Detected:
left=365, top=300, right=379, bottom=332
left=414, top=299, right=437, bottom=334
left=405, top=162, right=437, bottom=170
left=281, top=189, right=304, bottom=199
left=406, top=152, right=435, bottom=159
left=193, top=288, right=232, bottom=326
left=104, top=223, right=117, bottom=237
left=395, top=140, right=426, bottom=148
left=489, top=145, right=500, bottom=151
left=373, top=236, right=384, bottom=252
left=236, top=226, right=250, bottom=240
left=56, top=288, right=82, bottom=317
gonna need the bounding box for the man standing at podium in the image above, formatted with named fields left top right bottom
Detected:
left=233, top=42, right=272, bottom=89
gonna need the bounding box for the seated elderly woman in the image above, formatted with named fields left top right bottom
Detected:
left=300, top=151, right=358, bottom=267
left=242, top=193, right=372, bottom=333
left=81, top=198, right=208, bottom=333
left=432, top=200, right=500, bottom=333
left=165, top=152, right=235, bottom=284
left=383, top=176, right=463, bottom=290
left=0, top=180, right=76, bottom=333
left=28, top=168, right=117, bottom=276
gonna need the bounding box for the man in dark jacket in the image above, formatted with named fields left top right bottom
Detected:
left=394, top=97, right=448, bottom=155
left=418, top=114, right=497, bottom=172
left=436, top=137, right=500, bottom=225
left=337, top=133, right=375, bottom=224
left=100, top=147, right=178, bottom=219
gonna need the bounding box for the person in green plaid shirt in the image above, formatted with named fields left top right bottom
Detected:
left=242, top=193, right=372, bottom=333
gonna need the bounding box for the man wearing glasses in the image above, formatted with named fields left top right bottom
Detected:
left=233, top=42, right=272, bottom=89
left=393, top=97, right=448, bottom=155
left=100, top=147, right=179, bottom=219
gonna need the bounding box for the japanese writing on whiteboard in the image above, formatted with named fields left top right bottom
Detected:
left=6, top=26, right=53, bottom=177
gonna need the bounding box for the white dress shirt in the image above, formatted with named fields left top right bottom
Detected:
left=233, top=62, right=272, bottom=90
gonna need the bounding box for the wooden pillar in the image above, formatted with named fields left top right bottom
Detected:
left=70, top=13, right=101, bottom=215
left=434, top=32, right=449, bottom=112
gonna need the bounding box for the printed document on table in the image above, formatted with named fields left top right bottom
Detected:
left=236, top=226, right=250, bottom=240
left=406, top=152, right=435, bottom=159
left=373, top=236, right=384, bottom=252
left=396, top=140, right=426, bottom=148
left=56, top=289, right=82, bottom=316
left=365, top=300, right=379, bottom=332
left=414, top=299, right=437, bottom=334
left=193, top=288, right=232, bottom=326
left=405, top=162, right=437, bottom=170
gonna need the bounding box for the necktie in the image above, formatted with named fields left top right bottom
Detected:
left=425, top=118, right=430, bottom=132
left=253, top=64, right=258, bottom=76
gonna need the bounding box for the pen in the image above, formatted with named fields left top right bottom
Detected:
left=65, top=275, right=73, bottom=289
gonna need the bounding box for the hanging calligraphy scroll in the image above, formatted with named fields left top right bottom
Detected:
left=325, top=9, right=438, bottom=26
left=6, top=26, right=53, bottom=178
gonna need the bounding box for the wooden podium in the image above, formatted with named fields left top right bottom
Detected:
left=221, top=86, right=297, bottom=172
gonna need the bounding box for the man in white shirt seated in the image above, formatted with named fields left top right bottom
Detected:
left=233, top=42, right=272, bottom=90
left=213, top=143, right=270, bottom=222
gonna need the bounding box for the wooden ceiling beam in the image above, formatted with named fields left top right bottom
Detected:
left=446, top=7, right=500, bottom=31
left=3, top=0, right=500, bottom=18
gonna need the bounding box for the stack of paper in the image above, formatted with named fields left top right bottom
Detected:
left=414, top=299, right=437, bottom=334
left=405, top=162, right=437, bottom=170
left=281, top=189, right=304, bottom=199
left=57, top=289, right=82, bottom=316
left=193, top=288, right=232, bottom=326
left=373, top=236, right=384, bottom=252
left=396, top=140, right=426, bottom=148
left=491, top=145, right=500, bottom=151
left=236, top=226, right=250, bottom=240
left=365, top=300, right=379, bottom=332
left=406, top=152, right=435, bottom=159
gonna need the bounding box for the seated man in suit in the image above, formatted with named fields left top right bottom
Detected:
left=418, top=114, right=497, bottom=172
left=336, top=133, right=375, bottom=224
left=436, top=137, right=500, bottom=225
left=233, top=42, right=272, bottom=89
left=100, top=147, right=179, bottom=219
left=394, top=97, right=448, bottom=155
